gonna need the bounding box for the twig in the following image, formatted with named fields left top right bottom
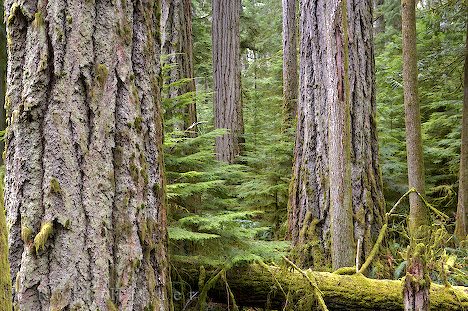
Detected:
left=282, top=256, right=329, bottom=311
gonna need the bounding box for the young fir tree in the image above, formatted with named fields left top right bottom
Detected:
left=161, top=0, right=197, bottom=136
left=289, top=0, right=385, bottom=270
left=401, top=0, right=430, bottom=310
left=212, top=0, right=244, bottom=163
left=4, top=0, right=171, bottom=309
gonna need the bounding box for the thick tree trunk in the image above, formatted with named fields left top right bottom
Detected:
left=289, top=0, right=384, bottom=270
left=4, top=0, right=171, bottom=310
left=401, top=0, right=430, bottom=310
left=0, top=0, right=6, bottom=165
left=455, top=8, right=468, bottom=242
left=175, top=262, right=468, bottom=311
left=161, top=0, right=197, bottom=136
left=282, top=0, right=298, bottom=125
left=212, top=0, right=243, bottom=163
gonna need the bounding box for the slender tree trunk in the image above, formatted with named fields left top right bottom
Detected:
left=1, top=169, right=11, bottom=311
left=212, top=0, right=243, bottom=163
left=289, top=0, right=384, bottom=270
left=282, top=0, right=298, bottom=125
left=455, top=7, right=468, bottom=242
left=374, top=0, right=385, bottom=34
left=161, top=0, right=197, bottom=137
left=401, top=0, right=430, bottom=310
left=4, top=0, right=172, bottom=310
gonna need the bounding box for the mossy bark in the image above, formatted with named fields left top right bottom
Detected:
left=289, top=0, right=384, bottom=270
left=0, top=169, right=12, bottom=311
left=4, top=0, right=171, bottom=309
left=175, top=261, right=468, bottom=311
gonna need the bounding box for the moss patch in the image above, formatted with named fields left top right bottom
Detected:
left=34, top=222, right=53, bottom=253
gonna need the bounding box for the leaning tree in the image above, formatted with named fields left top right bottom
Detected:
left=288, top=0, right=385, bottom=270
left=4, top=0, right=171, bottom=309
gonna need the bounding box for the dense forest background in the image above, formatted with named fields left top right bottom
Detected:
left=166, top=0, right=467, bottom=282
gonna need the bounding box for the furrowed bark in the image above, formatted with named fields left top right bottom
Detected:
left=4, top=0, right=171, bottom=309
left=161, top=0, right=197, bottom=136
left=175, top=261, right=468, bottom=311
left=212, top=0, right=243, bottom=163
left=289, top=0, right=384, bottom=269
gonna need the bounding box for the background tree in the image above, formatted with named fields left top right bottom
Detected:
left=455, top=6, right=468, bottom=241
left=161, top=0, right=198, bottom=136
left=0, top=168, right=11, bottom=311
left=401, top=0, right=430, bottom=309
left=4, top=0, right=171, bottom=309
left=282, top=0, right=298, bottom=124
left=212, top=0, right=243, bottom=163
left=289, top=0, right=385, bottom=270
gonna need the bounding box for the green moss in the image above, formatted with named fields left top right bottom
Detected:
left=50, top=178, right=61, bottom=194
left=106, top=300, right=118, bottom=311
left=134, top=116, right=143, bottom=133
left=21, top=225, right=33, bottom=243
left=152, top=183, right=160, bottom=195
left=66, top=15, right=72, bottom=24
left=130, top=162, right=139, bottom=183
left=96, top=63, right=109, bottom=87
left=34, top=222, right=53, bottom=253
left=0, top=172, right=12, bottom=310
left=33, top=12, right=43, bottom=28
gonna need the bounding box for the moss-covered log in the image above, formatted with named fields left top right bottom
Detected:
left=175, top=262, right=468, bottom=310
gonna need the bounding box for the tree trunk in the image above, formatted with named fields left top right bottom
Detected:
left=373, top=0, right=385, bottom=34
left=455, top=5, right=468, bottom=242
left=282, top=0, right=298, bottom=125
left=1, top=169, right=11, bottom=311
left=212, top=0, right=243, bottom=163
left=289, top=0, right=385, bottom=270
left=0, top=0, right=6, bottom=165
left=161, top=0, right=197, bottom=137
left=401, top=0, right=430, bottom=310
left=4, top=0, right=172, bottom=310
left=175, top=261, right=468, bottom=311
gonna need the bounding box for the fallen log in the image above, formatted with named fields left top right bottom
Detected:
left=173, top=260, right=468, bottom=310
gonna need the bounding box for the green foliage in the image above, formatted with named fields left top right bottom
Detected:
left=376, top=0, right=466, bottom=214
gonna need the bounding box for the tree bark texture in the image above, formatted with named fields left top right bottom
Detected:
left=1, top=170, right=12, bottom=311
left=282, top=0, right=298, bottom=125
left=455, top=7, right=468, bottom=241
left=0, top=0, right=6, bottom=165
left=288, top=0, right=385, bottom=270
left=212, top=0, right=243, bottom=163
left=4, top=0, right=171, bottom=310
left=161, top=0, right=197, bottom=136
left=401, top=1, right=430, bottom=310
left=175, top=261, right=468, bottom=311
